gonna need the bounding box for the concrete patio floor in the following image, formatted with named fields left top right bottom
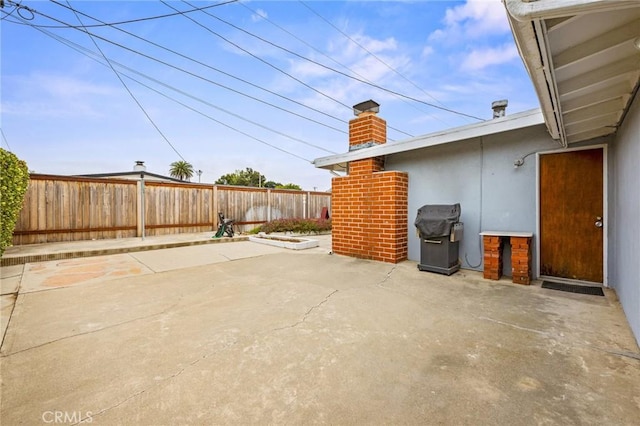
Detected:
left=1, top=235, right=639, bottom=424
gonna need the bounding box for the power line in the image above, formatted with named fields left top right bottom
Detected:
left=186, top=0, right=482, bottom=122
left=183, top=0, right=414, bottom=139
left=15, top=14, right=320, bottom=163
left=2, top=0, right=238, bottom=27
left=12, top=1, right=482, bottom=125
left=240, top=1, right=445, bottom=132
left=0, top=1, right=19, bottom=21
left=45, top=0, right=349, bottom=130
left=35, top=2, right=349, bottom=135
left=65, top=0, right=187, bottom=162
left=166, top=1, right=351, bottom=113
left=31, top=15, right=336, bottom=154
left=6, top=4, right=350, bottom=132
left=0, top=128, right=13, bottom=151
left=299, top=0, right=457, bottom=117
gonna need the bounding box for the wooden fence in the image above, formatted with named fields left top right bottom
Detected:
left=12, top=174, right=332, bottom=245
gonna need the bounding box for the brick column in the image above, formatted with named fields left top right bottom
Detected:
left=331, top=101, right=408, bottom=264
left=511, top=236, right=532, bottom=285
left=483, top=236, right=503, bottom=280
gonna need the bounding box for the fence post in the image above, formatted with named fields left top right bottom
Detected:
left=136, top=180, right=142, bottom=237
left=213, top=185, right=218, bottom=229
left=267, top=189, right=272, bottom=222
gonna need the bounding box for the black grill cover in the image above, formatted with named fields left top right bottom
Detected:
left=415, top=204, right=461, bottom=238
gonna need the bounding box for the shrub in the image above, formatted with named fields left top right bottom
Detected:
left=0, top=148, right=29, bottom=256
left=256, top=218, right=331, bottom=235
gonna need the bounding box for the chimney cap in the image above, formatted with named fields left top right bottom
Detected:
left=133, top=160, right=146, bottom=172
left=491, top=99, right=508, bottom=109
left=353, top=99, right=380, bottom=116
left=491, top=99, right=508, bottom=118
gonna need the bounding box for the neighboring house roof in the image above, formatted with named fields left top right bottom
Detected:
left=314, top=108, right=545, bottom=171
left=78, top=171, right=186, bottom=183
left=504, top=0, right=640, bottom=147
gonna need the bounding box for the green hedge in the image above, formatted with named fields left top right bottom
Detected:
left=250, top=218, right=332, bottom=235
left=0, top=148, right=29, bottom=256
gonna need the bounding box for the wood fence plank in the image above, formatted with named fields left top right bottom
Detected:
left=12, top=176, right=331, bottom=244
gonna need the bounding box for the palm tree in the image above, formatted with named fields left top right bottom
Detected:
left=169, top=160, right=194, bottom=181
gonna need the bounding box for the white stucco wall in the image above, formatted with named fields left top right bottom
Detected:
left=612, top=93, right=640, bottom=345
left=386, top=123, right=557, bottom=276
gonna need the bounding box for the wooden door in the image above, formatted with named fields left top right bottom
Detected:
left=539, top=148, right=604, bottom=283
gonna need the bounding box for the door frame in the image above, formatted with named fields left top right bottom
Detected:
left=535, top=144, right=608, bottom=286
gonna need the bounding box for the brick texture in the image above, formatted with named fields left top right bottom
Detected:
left=483, top=236, right=503, bottom=280
left=332, top=110, right=408, bottom=264
left=349, top=113, right=386, bottom=148
left=510, top=236, right=532, bottom=285
left=482, top=235, right=533, bottom=285
left=332, top=170, right=408, bottom=263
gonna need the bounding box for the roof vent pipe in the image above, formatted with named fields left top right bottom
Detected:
left=491, top=100, right=508, bottom=118
left=133, top=161, right=146, bottom=172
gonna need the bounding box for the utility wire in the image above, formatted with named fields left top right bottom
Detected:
left=0, top=1, right=19, bottom=21
left=46, top=0, right=348, bottom=130
left=188, top=0, right=482, bottom=122
left=13, top=1, right=482, bottom=124
left=16, top=14, right=320, bottom=162
left=6, top=3, right=348, bottom=132
left=26, top=12, right=336, bottom=153
left=2, top=0, right=238, bottom=27
left=299, top=0, right=458, bottom=119
left=240, top=1, right=445, bottom=132
left=187, top=3, right=484, bottom=121
left=0, top=128, right=13, bottom=151
left=37, top=2, right=348, bottom=134
left=166, top=1, right=351, bottom=113
left=64, top=0, right=187, bottom=162
left=183, top=0, right=413, bottom=139
left=138, top=80, right=313, bottom=162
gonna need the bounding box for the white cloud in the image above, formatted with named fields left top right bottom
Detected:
left=251, top=8, right=268, bottom=22
left=429, top=0, right=510, bottom=42
left=37, top=74, right=114, bottom=98
left=1, top=73, right=116, bottom=118
left=287, top=30, right=405, bottom=95
left=461, top=43, right=519, bottom=71
left=421, top=45, right=434, bottom=58
left=352, top=34, right=398, bottom=54
left=289, top=59, right=334, bottom=80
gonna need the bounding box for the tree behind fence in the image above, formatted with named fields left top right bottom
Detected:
left=12, top=174, right=331, bottom=245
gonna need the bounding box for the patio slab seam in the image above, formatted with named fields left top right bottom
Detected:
left=0, top=237, right=249, bottom=267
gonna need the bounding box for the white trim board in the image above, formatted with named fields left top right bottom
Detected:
left=314, top=109, right=545, bottom=171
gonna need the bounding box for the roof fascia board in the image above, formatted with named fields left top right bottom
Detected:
left=504, top=0, right=639, bottom=22
left=506, top=15, right=561, bottom=141
left=313, top=109, right=544, bottom=169
left=533, top=19, right=568, bottom=148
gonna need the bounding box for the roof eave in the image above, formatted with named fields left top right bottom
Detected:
left=314, top=108, right=544, bottom=170
left=504, top=0, right=639, bottom=22
left=504, top=0, right=639, bottom=147
left=505, top=14, right=563, bottom=144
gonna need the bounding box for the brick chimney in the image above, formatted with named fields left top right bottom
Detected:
left=330, top=100, right=409, bottom=264
left=348, top=100, right=386, bottom=175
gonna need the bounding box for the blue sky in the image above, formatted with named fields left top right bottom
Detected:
left=1, top=0, right=539, bottom=190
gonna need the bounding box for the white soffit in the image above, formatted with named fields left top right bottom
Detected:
left=313, top=108, right=544, bottom=171
left=505, top=0, right=640, bottom=146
